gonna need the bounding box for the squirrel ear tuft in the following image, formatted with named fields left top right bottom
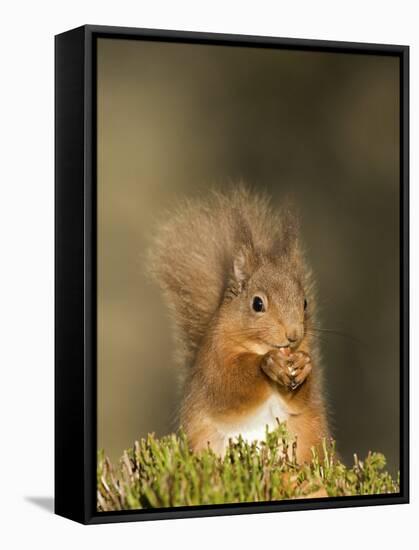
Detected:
left=274, top=201, right=300, bottom=262
left=233, top=246, right=254, bottom=286
left=283, top=216, right=299, bottom=254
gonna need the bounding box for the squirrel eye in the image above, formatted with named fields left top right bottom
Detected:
left=252, top=296, right=265, bottom=313
left=304, top=298, right=308, bottom=311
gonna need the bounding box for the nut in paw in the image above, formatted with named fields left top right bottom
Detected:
left=261, top=348, right=312, bottom=391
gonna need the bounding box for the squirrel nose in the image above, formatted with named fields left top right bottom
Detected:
left=286, top=327, right=299, bottom=344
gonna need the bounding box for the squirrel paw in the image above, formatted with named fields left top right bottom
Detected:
left=261, top=349, right=312, bottom=391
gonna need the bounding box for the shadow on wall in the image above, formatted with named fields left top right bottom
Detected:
left=25, top=497, right=54, bottom=514
left=97, top=39, right=400, bottom=474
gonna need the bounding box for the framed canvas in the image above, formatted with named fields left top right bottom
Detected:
left=55, top=25, right=409, bottom=524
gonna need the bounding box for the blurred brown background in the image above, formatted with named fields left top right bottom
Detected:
left=97, top=38, right=400, bottom=474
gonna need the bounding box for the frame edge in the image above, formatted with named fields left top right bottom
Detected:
left=55, top=25, right=88, bottom=525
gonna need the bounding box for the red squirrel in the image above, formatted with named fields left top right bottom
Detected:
left=149, top=186, right=329, bottom=462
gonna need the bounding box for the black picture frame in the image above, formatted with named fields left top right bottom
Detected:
left=55, top=24, right=409, bottom=525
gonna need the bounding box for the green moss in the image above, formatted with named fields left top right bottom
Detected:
left=97, top=424, right=399, bottom=511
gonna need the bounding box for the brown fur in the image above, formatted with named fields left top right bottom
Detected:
left=149, top=185, right=329, bottom=462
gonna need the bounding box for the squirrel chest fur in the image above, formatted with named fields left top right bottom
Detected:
left=210, top=394, right=290, bottom=455
left=149, top=186, right=330, bottom=462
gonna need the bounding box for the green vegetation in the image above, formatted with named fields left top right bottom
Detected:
left=97, top=424, right=399, bottom=511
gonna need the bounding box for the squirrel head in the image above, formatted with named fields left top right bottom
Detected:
left=222, top=216, right=311, bottom=355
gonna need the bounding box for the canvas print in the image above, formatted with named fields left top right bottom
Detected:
left=95, top=38, right=401, bottom=512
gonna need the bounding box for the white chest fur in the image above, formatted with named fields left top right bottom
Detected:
left=216, top=394, right=290, bottom=451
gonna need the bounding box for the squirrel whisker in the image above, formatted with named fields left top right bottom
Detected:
left=310, top=327, right=364, bottom=345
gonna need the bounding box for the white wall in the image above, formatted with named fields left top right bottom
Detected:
left=0, top=1, right=416, bottom=548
